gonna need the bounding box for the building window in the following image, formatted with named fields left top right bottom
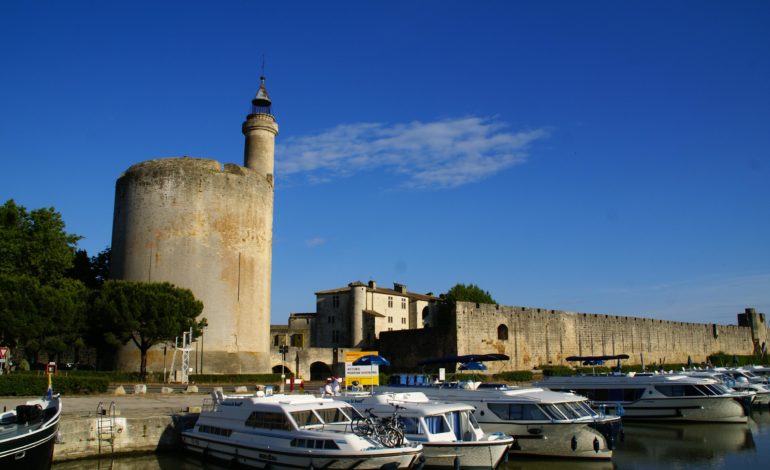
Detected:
left=388, top=328, right=393, bottom=331
left=401, top=298, right=407, bottom=309
left=388, top=316, right=393, bottom=323
left=332, top=295, right=340, bottom=308
left=401, top=318, right=406, bottom=325
left=388, top=296, right=393, bottom=308
left=497, top=324, right=509, bottom=340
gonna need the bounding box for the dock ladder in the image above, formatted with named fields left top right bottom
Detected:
left=96, top=401, right=117, bottom=456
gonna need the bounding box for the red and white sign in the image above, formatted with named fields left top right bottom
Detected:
left=0, top=347, right=8, bottom=360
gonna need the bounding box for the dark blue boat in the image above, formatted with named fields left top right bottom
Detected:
left=0, top=394, right=61, bottom=469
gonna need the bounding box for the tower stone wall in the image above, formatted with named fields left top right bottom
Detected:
left=110, top=158, right=274, bottom=373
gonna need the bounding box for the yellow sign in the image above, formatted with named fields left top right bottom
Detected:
left=344, top=351, right=380, bottom=386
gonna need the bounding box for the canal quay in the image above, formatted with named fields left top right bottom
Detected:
left=10, top=387, right=765, bottom=470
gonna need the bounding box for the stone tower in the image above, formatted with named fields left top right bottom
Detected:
left=109, top=77, right=278, bottom=374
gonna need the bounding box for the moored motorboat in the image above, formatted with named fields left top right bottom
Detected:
left=537, top=356, right=750, bottom=423
left=337, top=391, right=514, bottom=468
left=682, top=369, right=770, bottom=407
left=182, top=391, right=423, bottom=469
left=0, top=393, right=62, bottom=469
left=381, top=382, right=621, bottom=460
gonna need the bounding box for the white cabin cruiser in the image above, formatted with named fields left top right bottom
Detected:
left=683, top=369, right=770, bottom=407
left=182, top=391, right=423, bottom=469
left=538, top=372, right=750, bottom=423
left=337, top=392, right=513, bottom=469
left=381, top=382, right=621, bottom=460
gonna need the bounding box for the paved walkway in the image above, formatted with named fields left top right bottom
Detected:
left=0, top=393, right=210, bottom=418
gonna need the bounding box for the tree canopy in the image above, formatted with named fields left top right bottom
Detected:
left=92, top=280, right=206, bottom=378
left=0, top=199, right=81, bottom=284
left=0, top=200, right=89, bottom=362
left=444, top=283, right=497, bottom=305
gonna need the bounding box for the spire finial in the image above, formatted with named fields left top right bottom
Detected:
left=251, top=57, right=272, bottom=113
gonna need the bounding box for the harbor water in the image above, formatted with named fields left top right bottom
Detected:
left=53, top=410, right=770, bottom=470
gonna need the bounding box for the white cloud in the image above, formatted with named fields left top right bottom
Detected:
left=276, top=117, right=549, bottom=189
left=305, top=237, right=326, bottom=248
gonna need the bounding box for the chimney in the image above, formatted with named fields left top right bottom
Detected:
left=394, top=283, right=407, bottom=294
left=368, top=280, right=377, bottom=290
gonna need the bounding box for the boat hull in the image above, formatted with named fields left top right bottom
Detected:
left=480, top=421, right=613, bottom=460
left=182, top=432, right=423, bottom=469
left=601, top=396, right=748, bottom=423
left=0, top=399, right=60, bottom=470
left=421, top=438, right=513, bottom=468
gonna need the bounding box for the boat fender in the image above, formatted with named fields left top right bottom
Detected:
left=593, top=437, right=600, bottom=453
left=571, top=435, right=577, bottom=451
left=454, top=456, right=460, bottom=470
left=616, top=403, right=625, bottom=416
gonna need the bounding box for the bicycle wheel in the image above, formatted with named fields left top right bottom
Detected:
left=352, top=417, right=373, bottom=436
left=381, top=426, right=403, bottom=448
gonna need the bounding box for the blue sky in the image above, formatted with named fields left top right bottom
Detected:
left=1, top=1, right=768, bottom=325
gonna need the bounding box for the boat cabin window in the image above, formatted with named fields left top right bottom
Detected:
left=655, top=384, right=708, bottom=397
left=245, top=411, right=292, bottom=430
left=198, top=424, right=233, bottom=437
left=290, top=438, right=340, bottom=450
left=423, top=415, right=450, bottom=434
left=446, top=410, right=478, bottom=440
left=488, top=403, right=549, bottom=421
left=399, top=416, right=421, bottom=434
left=567, top=388, right=644, bottom=402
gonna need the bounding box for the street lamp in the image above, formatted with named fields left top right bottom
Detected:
left=279, top=344, right=289, bottom=392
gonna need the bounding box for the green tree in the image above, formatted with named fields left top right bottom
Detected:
left=444, top=283, right=497, bottom=305
left=0, top=199, right=81, bottom=284
left=92, top=280, right=206, bottom=379
left=0, top=274, right=88, bottom=365
left=68, top=247, right=110, bottom=289
left=0, top=200, right=88, bottom=363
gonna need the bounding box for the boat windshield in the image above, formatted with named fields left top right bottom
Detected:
left=315, top=407, right=353, bottom=424
left=290, top=406, right=354, bottom=428
left=573, top=400, right=599, bottom=417
left=551, top=402, right=590, bottom=419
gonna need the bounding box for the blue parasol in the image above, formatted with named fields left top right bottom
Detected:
left=459, top=361, right=487, bottom=371
left=353, top=355, right=391, bottom=367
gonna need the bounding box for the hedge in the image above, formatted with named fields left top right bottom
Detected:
left=494, top=371, right=534, bottom=382
left=189, top=374, right=282, bottom=384
left=0, top=374, right=109, bottom=396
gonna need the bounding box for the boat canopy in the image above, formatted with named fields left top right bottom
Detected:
left=565, top=354, right=629, bottom=366
left=418, top=354, right=509, bottom=366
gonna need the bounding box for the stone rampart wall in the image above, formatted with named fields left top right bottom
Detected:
left=455, top=302, right=759, bottom=371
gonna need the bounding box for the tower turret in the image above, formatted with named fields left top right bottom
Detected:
left=243, top=76, right=279, bottom=180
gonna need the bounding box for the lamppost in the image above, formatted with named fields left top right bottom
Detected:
left=279, top=344, right=289, bottom=392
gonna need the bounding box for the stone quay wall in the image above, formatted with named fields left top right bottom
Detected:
left=455, top=302, right=762, bottom=371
